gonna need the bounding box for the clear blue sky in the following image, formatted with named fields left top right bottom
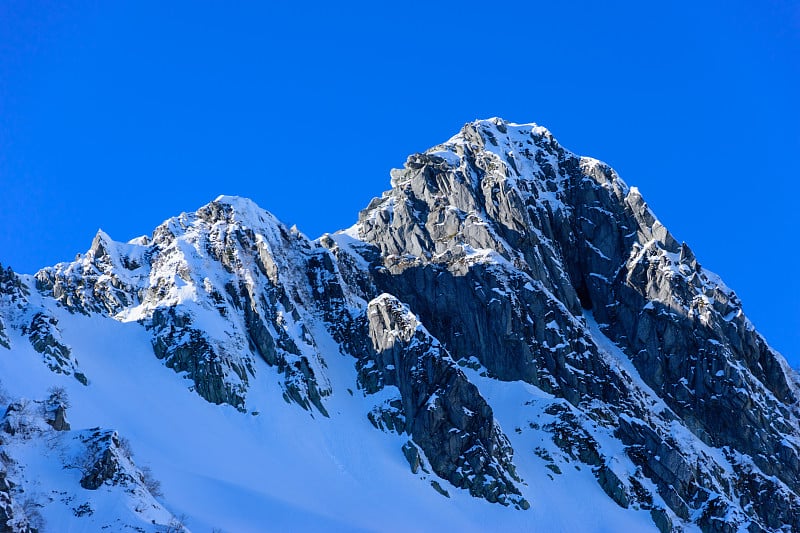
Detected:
left=1, top=1, right=798, bottom=365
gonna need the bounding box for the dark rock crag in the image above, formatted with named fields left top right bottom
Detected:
left=350, top=118, right=800, bottom=530
left=359, top=294, right=527, bottom=508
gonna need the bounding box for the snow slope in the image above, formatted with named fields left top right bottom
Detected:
left=0, top=295, right=663, bottom=532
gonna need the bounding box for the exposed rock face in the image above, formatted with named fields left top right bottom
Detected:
left=1, top=118, right=798, bottom=531
left=351, top=118, right=800, bottom=530
left=0, top=264, right=86, bottom=385
left=34, top=230, right=146, bottom=316
left=33, top=198, right=334, bottom=414
left=0, top=393, right=175, bottom=531
left=45, top=403, right=70, bottom=432
left=79, top=429, right=135, bottom=490
left=560, top=154, right=800, bottom=491
left=0, top=264, right=28, bottom=351
left=0, top=467, right=39, bottom=533
left=23, top=313, right=86, bottom=385
left=0, top=266, right=16, bottom=350
left=359, top=294, right=526, bottom=508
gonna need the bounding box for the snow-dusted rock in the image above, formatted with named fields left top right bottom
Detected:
left=350, top=118, right=800, bottom=530
left=360, top=294, right=527, bottom=508
left=0, top=118, right=798, bottom=531
left=0, top=393, right=175, bottom=532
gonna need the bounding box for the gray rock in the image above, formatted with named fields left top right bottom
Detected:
left=46, top=405, right=70, bottom=432
left=0, top=264, right=29, bottom=350
left=79, top=430, right=133, bottom=490
left=596, top=464, right=630, bottom=509
left=361, top=294, right=527, bottom=508
left=24, top=313, right=84, bottom=383
left=150, top=306, right=250, bottom=409
left=0, top=469, right=38, bottom=533
left=650, top=507, right=673, bottom=533
left=352, top=118, right=800, bottom=530
left=402, top=441, right=425, bottom=474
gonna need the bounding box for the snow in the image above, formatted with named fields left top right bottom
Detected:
left=0, top=264, right=682, bottom=533
left=585, top=241, right=611, bottom=261
left=0, top=312, right=434, bottom=531
left=428, top=150, right=462, bottom=167
left=460, top=368, right=662, bottom=532
left=1, top=271, right=668, bottom=532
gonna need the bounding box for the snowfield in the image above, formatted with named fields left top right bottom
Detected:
left=0, top=303, right=666, bottom=532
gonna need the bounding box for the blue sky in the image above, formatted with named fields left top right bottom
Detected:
left=1, top=1, right=798, bottom=365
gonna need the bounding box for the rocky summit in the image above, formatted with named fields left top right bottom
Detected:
left=0, top=118, right=798, bottom=532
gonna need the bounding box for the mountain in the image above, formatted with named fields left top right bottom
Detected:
left=1, top=118, right=798, bottom=532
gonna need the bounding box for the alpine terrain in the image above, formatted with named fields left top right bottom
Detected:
left=1, top=118, right=798, bottom=532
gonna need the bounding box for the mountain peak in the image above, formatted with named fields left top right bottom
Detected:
left=206, top=194, right=282, bottom=230
left=212, top=193, right=258, bottom=208
left=1, top=120, right=798, bottom=532
left=460, top=117, right=558, bottom=146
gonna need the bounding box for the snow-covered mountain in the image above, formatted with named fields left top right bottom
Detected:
left=1, top=118, right=798, bottom=532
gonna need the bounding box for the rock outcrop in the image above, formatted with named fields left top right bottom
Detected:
left=358, top=294, right=527, bottom=508
left=0, top=393, right=174, bottom=532
left=349, top=118, right=800, bottom=530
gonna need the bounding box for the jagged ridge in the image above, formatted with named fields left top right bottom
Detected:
left=0, top=118, right=797, bottom=532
